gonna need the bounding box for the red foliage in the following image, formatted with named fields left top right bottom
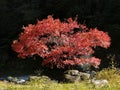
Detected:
left=11, top=15, right=111, bottom=68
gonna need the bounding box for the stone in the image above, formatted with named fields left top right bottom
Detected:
left=7, top=76, right=18, bottom=82
left=64, top=70, right=79, bottom=76
left=64, top=70, right=80, bottom=83
left=16, top=79, right=26, bottom=84
left=86, top=71, right=97, bottom=79
left=79, top=72, right=90, bottom=80
left=64, top=74, right=80, bottom=83
left=29, top=75, right=50, bottom=81
left=7, top=76, right=29, bottom=84
left=29, top=76, right=41, bottom=81
left=64, top=70, right=91, bottom=83
left=91, top=79, right=108, bottom=87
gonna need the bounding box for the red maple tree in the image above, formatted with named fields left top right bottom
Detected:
left=11, top=15, right=111, bottom=69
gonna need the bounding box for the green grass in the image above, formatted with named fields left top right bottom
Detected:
left=0, top=68, right=120, bottom=90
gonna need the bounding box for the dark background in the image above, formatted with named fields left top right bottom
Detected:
left=0, top=0, right=120, bottom=71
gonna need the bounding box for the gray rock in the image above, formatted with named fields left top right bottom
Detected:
left=79, top=72, right=90, bottom=80
left=91, top=79, right=108, bottom=87
left=64, top=74, right=80, bottom=83
left=7, top=76, right=18, bottom=82
left=29, top=75, right=50, bottom=81
left=86, top=71, right=97, bottom=79
left=29, top=76, right=41, bottom=80
left=64, top=70, right=79, bottom=76
left=64, top=70, right=91, bottom=83
left=16, top=79, right=26, bottom=84
left=64, top=70, right=80, bottom=83
left=7, top=76, right=29, bottom=84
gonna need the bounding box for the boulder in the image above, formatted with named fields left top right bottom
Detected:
left=64, top=70, right=91, bottom=83
left=64, top=70, right=79, bottom=76
left=91, top=79, right=108, bottom=87
left=64, top=74, right=80, bottom=83
left=79, top=72, right=90, bottom=80
left=64, top=70, right=80, bottom=82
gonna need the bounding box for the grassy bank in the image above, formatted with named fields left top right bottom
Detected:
left=0, top=68, right=120, bottom=90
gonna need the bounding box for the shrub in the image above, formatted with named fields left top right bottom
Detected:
left=11, top=15, right=111, bottom=69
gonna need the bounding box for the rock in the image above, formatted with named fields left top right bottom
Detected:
left=64, top=70, right=79, bottom=76
left=18, top=76, right=29, bottom=81
left=7, top=76, right=18, bottom=82
left=16, top=79, right=26, bottom=84
left=64, top=70, right=91, bottom=83
left=86, top=71, right=97, bottom=79
left=64, top=70, right=80, bottom=83
left=7, top=76, right=29, bottom=84
left=29, top=76, right=41, bottom=80
left=29, top=75, right=50, bottom=81
left=79, top=72, right=90, bottom=80
left=91, top=79, right=108, bottom=87
left=64, top=74, right=80, bottom=83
